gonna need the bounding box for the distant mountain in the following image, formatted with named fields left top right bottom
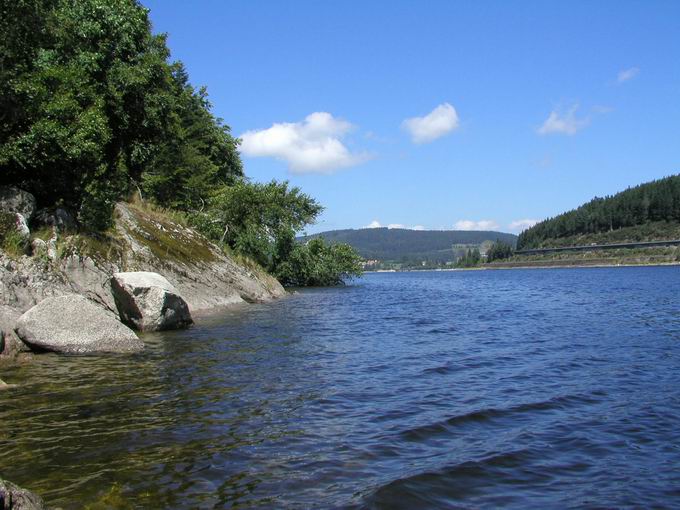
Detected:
left=300, top=228, right=517, bottom=264
left=518, top=174, right=680, bottom=249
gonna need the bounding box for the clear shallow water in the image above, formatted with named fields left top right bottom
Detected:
left=2, top=267, right=680, bottom=509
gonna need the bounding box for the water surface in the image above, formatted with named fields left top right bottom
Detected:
left=2, top=267, right=680, bottom=508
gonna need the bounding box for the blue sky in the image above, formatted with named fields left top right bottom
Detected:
left=143, top=0, right=680, bottom=234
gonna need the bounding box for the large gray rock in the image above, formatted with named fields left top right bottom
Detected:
left=0, top=186, right=36, bottom=221
left=111, top=272, right=192, bottom=331
left=15, top=295, right=143, bottom=354
left=0, top=477, right=46, bottom=510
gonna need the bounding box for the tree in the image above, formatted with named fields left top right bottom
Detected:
left=517, top=175, right=680, bottom=249
left=142, top=63, right=243, bottom=210
left=190, top=180, right=323, bottom=269
left=455, top=247, right=481, bottom=268
left=0, top=0, right=176, bottom=229
left=486, top=239, right=513, bottom=262
left=275, top=237, right=363, bottom=287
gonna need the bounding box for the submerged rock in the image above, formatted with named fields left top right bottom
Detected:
left=0, top=186, right=36, bottom=221
left=0, top=477, right=45, bottom=510
left=111, top=272, right=192, bottom=331
left=15, top=295, right=143, bottom=354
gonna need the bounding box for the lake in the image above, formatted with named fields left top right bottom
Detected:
left=2, top=267, right=680, bottom=508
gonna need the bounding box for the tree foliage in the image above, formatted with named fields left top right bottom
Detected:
left=518, top=175, right=680, bottom=249
left=141, top=63, right=243, bottom=211
left=190, top=180, right=323, bottom=269
left=0, top=0, right=362, bottom=286
left=486, top=239, right=513, bottom=262
left=455, top=248, right=481, bottom=268
left=1, top=0, right=176, bottom=229
left=275, top=237, right=363, bottom=287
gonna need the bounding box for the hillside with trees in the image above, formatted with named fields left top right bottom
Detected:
left=0, top=0, right=361, bottom=286
left=518, top=175, right=680, bottom=250
left=301, top=228, right=517, bottom=266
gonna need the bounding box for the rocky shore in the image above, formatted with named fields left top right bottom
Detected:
left=0, top=186, right=285, bottom=362
left=0, top=186, right=287, bottom=503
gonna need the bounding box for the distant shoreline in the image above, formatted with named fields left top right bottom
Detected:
left=364, top=260, right=680, bottom=273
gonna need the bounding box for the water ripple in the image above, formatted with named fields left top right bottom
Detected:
left=2, top=267, right=680, bottom=508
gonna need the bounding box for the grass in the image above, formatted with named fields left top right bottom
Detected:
left=125, top=202, right=216, bottom=265
left=1, top=229, right=27, bottom=258
left=0, top=212, right=27, bottom=258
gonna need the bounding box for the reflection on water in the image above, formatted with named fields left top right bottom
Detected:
left=2, top=267, right=680, bottom=508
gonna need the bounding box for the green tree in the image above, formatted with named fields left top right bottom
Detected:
left=142, top=63, right=243, bottom=210
left=455, top=247, right=481, bottom=268
left=0, top=0, right=175, bottom=229
left=191, top=180, right=323, bottom=269
left=275, top=237, right=363, bottom=287
left=486, top=239, right=513, bottom=262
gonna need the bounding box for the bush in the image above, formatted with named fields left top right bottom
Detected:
left=275, top=238, right=363, bottom=287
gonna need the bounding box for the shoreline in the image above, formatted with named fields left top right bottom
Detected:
left=364, top=260, right=680, bottom=273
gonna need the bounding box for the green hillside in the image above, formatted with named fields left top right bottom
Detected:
left=301, top=228, right=517, bottom=265
left=518, top=175, right=680, bottom=250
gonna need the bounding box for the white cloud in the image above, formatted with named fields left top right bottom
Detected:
left=388, top=223, right=405, bottom=229
left=239, top=112, right=369, bottom=174
left=537, top=105, right=589, bottom=136
left=617, top=67, right=639, bottom=83
left=402, top=103, right=460, bottom=144
left=455, top=220, right=500, bottom=231
left=365, top=220, right=382, bottom=228
left=412, top=225, right=425, bottom=231
left=508, top=219, right=539, bottom=232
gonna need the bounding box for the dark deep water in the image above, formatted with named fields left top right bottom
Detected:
left=2, top=267, right=680, bottom=509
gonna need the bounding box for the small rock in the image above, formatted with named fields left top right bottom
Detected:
left=15, top=294, right=143, bottom=354
left=0, top=186, right=37, bottom=221
left=46, top=231, right=58, bottom=261
left=14, top=213, right=30, bottom=240
left=31, top=238, right=47, bottom=257
left=111, top=272, right=193, bottom=331
left=0, top=477, right=46, bottom=509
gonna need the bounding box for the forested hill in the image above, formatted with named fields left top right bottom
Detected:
left=517, top=175, right=680, bottom=250
left=301, top=228, right=517, bottom=263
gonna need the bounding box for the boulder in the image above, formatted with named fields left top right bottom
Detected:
left=34, top=207, right=76, bottom=231
left=15, top=295, right=143, bottom=354
left=111, top=272, right=192, bottom=331
left=0, top=186, right=36, bottom=221
left=0, top=477, right=46, bottom=510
